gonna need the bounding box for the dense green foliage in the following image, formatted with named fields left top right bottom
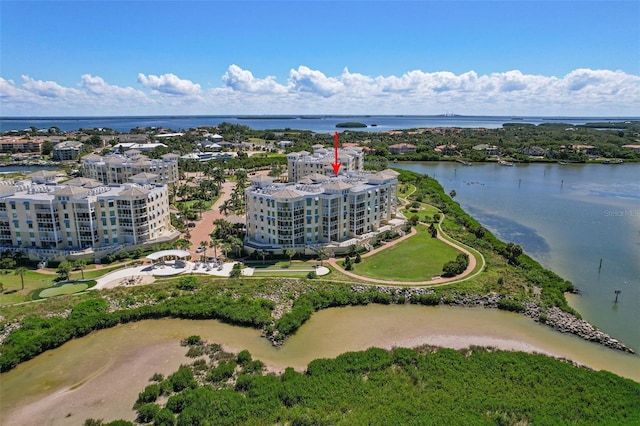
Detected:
left=0, top=289, right=274, bottom=372
left=118, top=346, right=640, bottom=425
left=396, top=168, right=577, bottom=313
left=335, top=122, right=367, bottom=128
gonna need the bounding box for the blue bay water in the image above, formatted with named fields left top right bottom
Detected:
left=2, top=115, right=638, bottom=133
left=396, top=162, right=640, bottom=351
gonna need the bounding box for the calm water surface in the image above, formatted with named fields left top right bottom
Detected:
left=2, top=115, right=636, bottom=133
left=3, top=306, right=639, bottom=424
left=396, top=162, right=640, bottom=351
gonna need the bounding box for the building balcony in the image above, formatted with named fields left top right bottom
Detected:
left=40, top=235, right=63, bottom=242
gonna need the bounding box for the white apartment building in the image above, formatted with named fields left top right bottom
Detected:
left=80, top=151, right=179, bottom=188
left=244, top=169, right=402, bottom=255
left=286, top=144, right=365, bottom=182
left=0, top=176, right=177, bottom=262
left=52, top=140, right=84, bottom=161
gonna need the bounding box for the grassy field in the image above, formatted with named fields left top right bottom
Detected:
left=348, top=225, right=462, bottom=281
left=0, top=262, right=135, bottom=306
left=0, top=270, right=55, bottom=305
left=402, top=203, right=440, bottom=223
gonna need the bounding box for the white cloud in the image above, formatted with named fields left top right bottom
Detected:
left=288, top=66, right=343, bottom=97
left=222, top=65, right=287, bottom=94
left=80, top=74, right=147, bottom=100
left=137, top=73, right=201, bottom=96
left=21, top=75, right=82, bottom=98
left=0, top=67, right=638, bottom=116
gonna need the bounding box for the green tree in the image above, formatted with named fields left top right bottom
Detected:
left=14, top=266, right=28, bottom=290
left=504, top=242, right=523, bottom=265
left=316, top=246, right=328, bottom=266
left=41, top=141, right=54, bottom=156
left=285, top=249, right=296, bottom=266
left=257, top=250, right=269, bottom=265
left=449, top=189, right=457, bottom=198
left=0, top=258, right=16, bottom=270
left=73, top=259, right=87, bottom=279
left=57, top=261, right=73, bottom=281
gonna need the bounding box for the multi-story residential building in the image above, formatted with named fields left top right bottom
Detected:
left=388, top=143, right=417, bottom=154
left=286, top=144, right=364, bottom=182
left=52, top=141, right=84, bottom=161
left=244, top=169, right=403, bottom=255
left=0, top=176, right=177, bottom=262
left=0, top=137, right=43, bottom=154
left=80, top=152, right=179, bottom=188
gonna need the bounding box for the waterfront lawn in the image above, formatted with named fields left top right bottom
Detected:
left=0, top=270, right=54, bottom=305
left=246, top=260, right=322, bottom=278
left=402, top=203, right=440, bottom=223
left=350, top=225, right=461, bottom=281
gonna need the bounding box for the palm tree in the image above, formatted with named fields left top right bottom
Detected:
left=212, top=168, right=226, bottom=191
left=15, top=266, right=28, bottom=290
left=285, top=249, right=296, bottom=266
left=219, top=200, right=230, bottom=216
left=73, top=259, right=87, bottom=279
left=57, top=261, right=73, bottom=281
left=316, top=246, right=328, bottom=267
left=228, top=236, right=244, bottom=258
left=209, top=239, right=218, bottom=259
left=257, top=250, right=269, bottom=265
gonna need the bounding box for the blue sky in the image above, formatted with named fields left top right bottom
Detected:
left=1, top=1, right=639, bottom=116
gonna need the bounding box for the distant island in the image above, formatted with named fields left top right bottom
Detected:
left=336, top=122, right=367, bottom=128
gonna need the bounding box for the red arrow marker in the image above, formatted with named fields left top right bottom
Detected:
left=331, top=131, right=341, bottom=176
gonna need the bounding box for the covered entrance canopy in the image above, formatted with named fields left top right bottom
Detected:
left=146, top=249, right=190, bottom=262
left=146, top=249, right=191, bottom=276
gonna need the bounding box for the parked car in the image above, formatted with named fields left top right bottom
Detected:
left=196, top=246, right=205, bottom=253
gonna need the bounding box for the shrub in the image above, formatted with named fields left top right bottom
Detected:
left=136, top=384, right=160, bottom=406
left=176, top=276, right=198, bottom=291
left=136, top=403, right=160, bottom=423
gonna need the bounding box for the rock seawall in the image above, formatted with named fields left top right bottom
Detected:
left=348, top=286, right=635, bottom=354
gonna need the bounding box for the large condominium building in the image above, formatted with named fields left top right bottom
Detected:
left=286, top=144, right=365, bottom=182
left=80, top=151, right=179, bottom=188
left=244, top=169, right=402, bottom=255
left=52, top=140, right=84, bottom=161
left=0, top=176, right=177, bottom=262
left=0, top=137, right=43, bottom=154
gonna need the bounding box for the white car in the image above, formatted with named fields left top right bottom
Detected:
left=196, top=246, right=205, bottom=253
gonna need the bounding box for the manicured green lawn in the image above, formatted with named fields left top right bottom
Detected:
left=175, top=199, right=214, bottom=210
left=0, top=270, right=55, bottom=305
left=38, top=282, right=90, bottom=298
left=349, top=225, right=461, bottom=281
left=246, top=260, right=318, bottom=271
left=402, top=203, right=440, bottom=223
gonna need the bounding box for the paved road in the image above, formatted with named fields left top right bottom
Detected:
left=185, top=179, right=237, bottom=260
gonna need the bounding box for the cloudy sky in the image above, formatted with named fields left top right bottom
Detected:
left=1, top=1, right=639, bottom=117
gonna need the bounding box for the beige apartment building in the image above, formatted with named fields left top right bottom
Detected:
left=0, top=176, right=177, bottom=262
left=286, top=144, right=365, bottom=182
left=244, top=169, right=402, bottom=255
left=80, top=151, right=179, bottom=188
